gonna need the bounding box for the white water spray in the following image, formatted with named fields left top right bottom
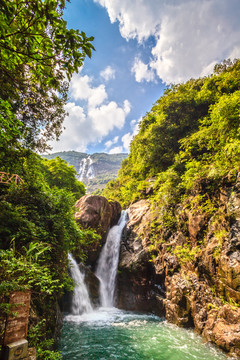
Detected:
left=96, top=211, right=128, bottom=307
left=68, top=253, right=93, bottom=315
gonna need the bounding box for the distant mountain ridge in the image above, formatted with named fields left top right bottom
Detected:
left=43, top=151, right=128, bottom=193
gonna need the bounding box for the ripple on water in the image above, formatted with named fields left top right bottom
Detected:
left=59, top=308, right=230, bottom=360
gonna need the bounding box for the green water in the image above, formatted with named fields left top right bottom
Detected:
left=59, top=308, right=229, bottom=360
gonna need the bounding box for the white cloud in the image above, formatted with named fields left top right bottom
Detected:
left=48, top=102, right=91, bottom=152
left=70, top=73, right=108, bottom=108
left=109, top=146, right=123, bottom=154
left=100, top=66, right=116, bottom=81
left=105, top=136, right=119, bottom=149
left=89, top=100, right=130, bottom=137
left=49, top=73, right=131, bottom=152
left=95, top=0, right=240, bottom=83
left=132, top=57, right=155, bottom=83
left=107, top=117, right=141, bottom=154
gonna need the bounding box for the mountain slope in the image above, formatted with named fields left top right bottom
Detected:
left=43, top=151, right=128, bottom=193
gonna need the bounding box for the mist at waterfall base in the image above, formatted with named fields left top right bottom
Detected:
left=60, top=212, right=228, bottom=360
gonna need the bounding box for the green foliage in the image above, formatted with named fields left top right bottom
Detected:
left=41, top=156, right=85, bottom=200
left=0, top=152, right=96, bottom=355
left=28, top=320, right=62, bottom=359
left=103, top=60, right=240, bottom=281
left=0, top=243, right=63, bottom=296
left=0, top=0, right=94, bottom=152
left=0, top=0, right=95, bottom=355
left=174, top=244, right=201, bottom=265
left=104, top=59, right=240, bottom=208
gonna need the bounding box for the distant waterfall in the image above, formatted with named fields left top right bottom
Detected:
left=96, top=211, right=128, bottom=307
left=78, top=156, right=95, bottom=182
left=68, top=253, right=93, bottom=315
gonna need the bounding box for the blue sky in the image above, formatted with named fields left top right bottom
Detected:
left=49, top=0, right=240, bottom=154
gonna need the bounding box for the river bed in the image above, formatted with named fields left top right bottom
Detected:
left=59, top=307, right=229, bottom=360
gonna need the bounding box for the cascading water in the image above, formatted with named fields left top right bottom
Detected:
left=78, top=156, right=95, bottom=182
left=68, top=253, right=93, bottom=315
left=96, top=210, right=128, bottom=307
left=78, top=158, right=87, bottom=181
left=86, top=157, right=95, bottom=179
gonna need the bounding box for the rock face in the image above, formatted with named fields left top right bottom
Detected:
left=75, top=195, right=121, bottom=266
left=117, top=177, right=240, bottom=358
left=117, top=200, right=164, bottom=315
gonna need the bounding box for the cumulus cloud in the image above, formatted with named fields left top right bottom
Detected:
left=49, top=73, right=131, bottom=152
left=100, top=66, right=116, bottom=81
left=88, top=100, right=130, bottom=136
left=48, top=102, right=91, bottom=152
left=132, top=58, right=155, bottom=83
left=95, top=0, right=240, bottom=83
left=70, top=73, right=108, bottom=108
left=120, top=117, right=141, bottom=152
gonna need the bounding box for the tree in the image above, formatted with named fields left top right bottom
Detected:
left=0, top=0, right=94, bottom=151
left=41, top=156, right=85, bottom=200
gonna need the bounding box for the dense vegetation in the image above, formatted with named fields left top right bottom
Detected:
left=0, top=154, right=100, bottom=359
left=0, top=0, right=96, bottom=358
left=103, top=59, right=240, bottom=270
left=104, top=59, right=240, bottom=208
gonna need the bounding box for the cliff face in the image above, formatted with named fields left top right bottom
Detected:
left=117, top=178, right=240, bottom=358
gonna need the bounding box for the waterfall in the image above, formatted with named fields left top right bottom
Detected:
left=68, top=253, right=93, bottom=315
left=78, top=156, right=95, bottom=182
left=78, top=158, right=87, bottom=182
left=86, top=157, right=95, bottom=179
left=96, top=211, right=128, bottom=307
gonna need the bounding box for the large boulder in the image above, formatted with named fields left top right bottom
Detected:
left=75, top=195, right=121, bottom=266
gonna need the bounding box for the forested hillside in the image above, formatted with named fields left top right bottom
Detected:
left=104, top=59, right=240, bottom=207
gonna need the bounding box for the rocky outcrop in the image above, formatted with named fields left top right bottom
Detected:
left=75, top=195, right=121, bottom=266
left=117, top=178, right=240, bottom=357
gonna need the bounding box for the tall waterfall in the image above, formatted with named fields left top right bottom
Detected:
left=68, top=253, right=93, bottom=315
left=96, top=211, right=128, bottom=307
left=78, top=156, right=95, bottom=182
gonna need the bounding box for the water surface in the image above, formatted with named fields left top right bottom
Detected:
left=59, top=308, right=229, bottom=360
